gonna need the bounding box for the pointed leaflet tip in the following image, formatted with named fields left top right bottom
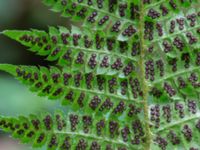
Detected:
left=0, top=64, right=17, bottom=76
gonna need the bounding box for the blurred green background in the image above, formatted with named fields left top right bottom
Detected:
left=0, top=0, right=71, bottom=149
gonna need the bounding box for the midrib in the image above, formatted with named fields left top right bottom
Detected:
left=138, top=1, right=152, bottom=150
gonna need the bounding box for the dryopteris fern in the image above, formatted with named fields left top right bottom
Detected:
left=0, top=0, right=200, bottom=149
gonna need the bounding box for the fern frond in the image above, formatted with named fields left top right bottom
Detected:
left=0, top=111, right=145, bottom=149
left=0, top=0, right=200, bottom=150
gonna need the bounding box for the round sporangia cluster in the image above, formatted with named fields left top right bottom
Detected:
left=131, top=42, right=140, bottom=56
left=150, top=87, right=163, bottom=98
left=100, top=56, right=109, bottom=68
left=120, top=80, right=128, bottom=95
left=182, top=124, right=192, bottom=141
left=65, top=90, right=74, bottom=102
left=128, top=104, right=141, bottom=117
left=55, top=114, right=66, bottom=131
left=119, top=41, right=128, bottom=53
left=61, top=33, right=70, bottom=45
left=61, top=0, right=67, bottom=6
left=75, top=51, right=85, bottom=64
left=111, top=58, right=123, bottom=70
left=130, top=3, right=139, bottom=20
left=42, top=73, right=48, bottom=82
left=97, top=76, right=105, bottom=91
left=156, top=23, right=163, bottom=36
left=111, top=21, right=121, bottom=32
left=51, top=35, right=58, bottom=44
left=31, top=119, right=40, bottom=130
left=84, top=35, right=93, bottom=48
left=26, top=131, right=35, bottom=138
left=52, top=73, right=60, bottom=84
left=51, top=47, right=60, bottom=57
left=63, top=73, right=72, bottom=85
left=97, top=0, right=103, bottom=8
left=181, top=53, right=190, bottom=68
left=77, top=8, right=88, bottom=18
left=147, top=8, right=160, bottom=19
left=87, top=11, right=98, bottom=23
left=177, top=77, right=187, bottom=89
left=169, top=0, right=177, bottom=10
left=60, top=136, right=71, bottom=149
left=131, top=120, right=144, bottom=145
left=109, top=120, right=119, bottom=138
left=95, top=34, right=104, bottom=49
left=85, top=73, right=93, bottom=89
left=167, top=130, right=180, bottom=145
left=90, top=141, right=101, bottom=150
left=48, top=134, right=58, bottom=148
left=156, top=59, right=164, bottom=77
left=186, top=32, right=198, bottom=44
left=87, top=0, right=93, bottom=6
left=99, top=98, right=113, bottom=111
left=89, top=96, right=101, bottom=110
left=106, top=38, right=115, bottom=51
left=187, top=13, right=197, bottom=27
left=72, top=34, right=81, bottom=46
left=196, top=52, right=200, bottom=66
left=69, top=114, right=79, bottom=131
left=74, top=72, right=83, bottom=87
left=42, top=85, right=52, bottom=94
left=169, top=20, right=176, bottom=33
left=108, top=77, right=117, bottom=93
left=162, top=40, right=172, bottom=53
left=121, top=126, right=130, bottom=142
left=119, top=3, right=127, bottom=17
left=159, top=4, right=169, bottom=16
left=173, top=37, right=185, bottom=51
left=52, top=88, right=63, bottom=97
left=43, top=42, right=51, bottom=50
left=16, top=128, right=24, bottom=135
left=164, top=82, right=176, bottom=97
left=98, top=15, right=109, bottom=26
left=188, top=100, right=197, bottom=114
left=150, top=105, right=160, bottom=128
left=112, top=101, right=126, bottom=114
left=88, top=54, right=97, bottom=69
left=63, top=49, right=72, bottom=61
left=96, top=119, right=105, bottom=135
left=77, top=92, right=85, bottom=107
left=129, top=77, right=143, bottom=98
left=122, top=25, right=136, bottom=37
left=144, top=21, right=154, bottom=41
left=37, top=133, right=45, bottom=143
left=147, top=45, right=154, bottom=53
left=43, top=115, right=52, bottom=130
left=162, top=105, right=171, bottom=123
left=145, top=59, right=155, bottom=81
left=188, top=73, right=200, bottom=88
left=108, top=0, right=117, bottom=13
left=76, top=139, right=88, bottom=150
left=123, top=62, right=135, bottom=76
left=154, top=136, right=168, bottom=150
left=168, top=58, right=177, bottom=72
left=175, top=102, right=185, bottom=118
left=82, top=115, right=92, bottom=133
left=176, top=18, right=185, bottom=30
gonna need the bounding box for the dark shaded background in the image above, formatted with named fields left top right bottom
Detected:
left=0, top=0, right=71, bottom=149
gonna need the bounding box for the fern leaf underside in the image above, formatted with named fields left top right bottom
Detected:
left=0, top=0, right=200, bottom=150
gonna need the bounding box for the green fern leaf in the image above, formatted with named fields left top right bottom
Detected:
left=0, top=0, right=200, bottom=150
